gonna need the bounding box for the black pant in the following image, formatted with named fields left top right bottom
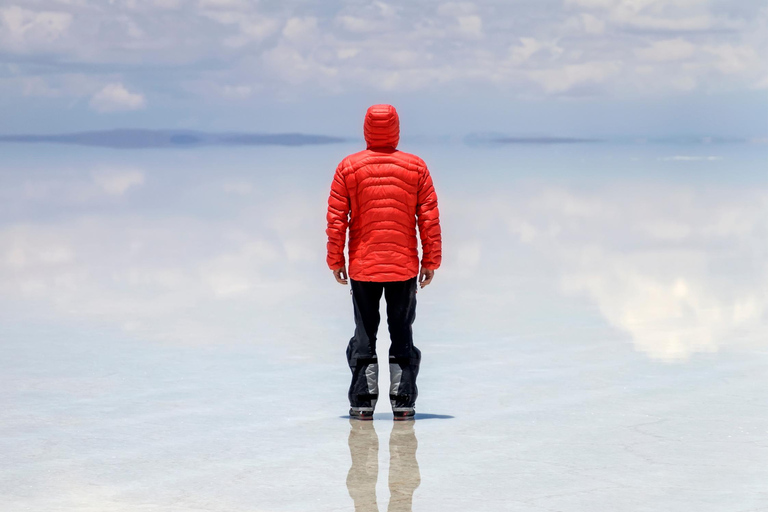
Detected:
left=347, top=276, right=421, bottom=412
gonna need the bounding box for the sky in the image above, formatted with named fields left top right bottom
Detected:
left=0, top=0, right=767, bottom=138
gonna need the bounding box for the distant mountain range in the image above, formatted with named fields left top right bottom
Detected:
left=0, top=129, right=349, bottom=149
left=463, top=132, right=758, bottom=145
left=0, top=129, right=760, bottom=149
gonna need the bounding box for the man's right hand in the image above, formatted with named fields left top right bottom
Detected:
left=419, top=267, right=434, bottom=288
left=333, top=266, right=348, bottom=285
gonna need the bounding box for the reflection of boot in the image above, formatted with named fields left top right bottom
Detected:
left=346, top=419, right=380, bottom=512
left=387, top=421, right=420, bottom=512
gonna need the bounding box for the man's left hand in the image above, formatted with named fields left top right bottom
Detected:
left=419, top=267, right=434, bottom=288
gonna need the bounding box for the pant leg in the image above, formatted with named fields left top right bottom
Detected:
left=346, top=420, right=380, bottom=511
left=387, top=421, right=420, bottom=512
left=347, top=278, right=385, bottom=411
left=383, top=276, right=420, bottom=411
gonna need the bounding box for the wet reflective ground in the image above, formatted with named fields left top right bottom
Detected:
left=0, top=143, right=766, bottom=510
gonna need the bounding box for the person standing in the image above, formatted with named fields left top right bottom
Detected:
left=326, top=104, right=442, bottom=421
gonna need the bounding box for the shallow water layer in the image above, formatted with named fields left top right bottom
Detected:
left=0, top=143, right=766, bottom=511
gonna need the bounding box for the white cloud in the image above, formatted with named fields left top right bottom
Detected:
left=202, top=10, right=280, bottom=47
left=704, top=44, right=762, bottom=75
left=262, top=45, right=338, bottom=85
left=754, top=75, right=768, bottom=90
left=89, top=83, right=146, bottom=112
left=565, top=0, right=723, bottom=31
left=527, top=61, right=621, bottom=93
left=91, top=169, right=145, bottom=195
left=581, top=13, right=606, bottom=34
left=0, top=0, right=765, bottom=102
left=660, top=155, right=722, bottom=161
left=459, top=183, right=768, bottom=361
left=0, top=5, right=73, bottom=51
left=437, top=3, right=477, bottom=16
left=564, top=0, right=614, bottom=8
left=436, top=3, right=483, bottom=38
left=635, top=38, right=696, bottom=61
left=152, top=0, right=183, bottom=8
left=336, top=47, right=360, bottom=60
left=510, top=38, right=542, bottom=64
left=282, top=16, right=318, bottom=41
left=454, top=241, right=482, bottom=276
left=509, top=37, right=563, bottom=65
left=456, top=15, right=483, bottom=38
left=613, top=11, right=713, bottom=31
left=0, top=171, right=325, bottom=346
left=221, top=181, right=253, bottom=195
left=221, top=84, right=253, bottom=98
left=198, top=0, right=250, bottom=10
left=0, top=72, right=105, bottom=101
left=671, top=74, right=696, bottom=90
left=336, top=10, right=396, bottom=34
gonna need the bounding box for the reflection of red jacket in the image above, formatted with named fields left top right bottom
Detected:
left=326, top=104, right=442, bottom=282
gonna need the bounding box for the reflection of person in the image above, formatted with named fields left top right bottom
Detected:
left=346, top=420, right=380, bottom=512
left=346, top=420, right=421, bottom=512
left=326, top=104, right=442, bottom=421
left=387, top=421, right=421, bottom=511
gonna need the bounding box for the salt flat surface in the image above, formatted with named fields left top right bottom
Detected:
left=0, top=143, right=766, bottom=511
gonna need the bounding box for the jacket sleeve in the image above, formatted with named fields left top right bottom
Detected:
left=326, top=161, right=350, bottom=270
left=416, top=163, right=442, bottom=270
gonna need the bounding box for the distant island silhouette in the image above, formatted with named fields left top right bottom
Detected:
left=1, top=129, right=754, bottom=149
left=0, top=129, right=349, bottom=149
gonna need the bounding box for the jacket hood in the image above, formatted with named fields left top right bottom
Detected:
left=364, top=104, right=399, bottom=150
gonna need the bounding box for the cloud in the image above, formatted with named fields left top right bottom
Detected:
left=0, top=169, right=327, bottom=346
left=89, top=83, right=146, bottom=113
left=91, top=169, right=145, bottom=195
left=580, top=13, right=606, bottom=34
left=335, top=2, right=398, bottom=33
left=456, top=15, right=483, bottom=38
left=152, top=0, right=183, bottom=9
left=704, top=44, right=762, bottom=74
left=635, top=38, right=696, bottom=62
left=0, top=0, right=765, bottom=104
left=0, top=5, right=73, bottom=52
left=527, top=61, right=621, bottom=93
left=220, top=84, right=253, bottom=98
left=564, top=0, right=719, bottom=31
left=451, top=182, right=768, bottom=362
left=436, top=3, right=483, bottom=38
left=565, top=0, right=614, bottom=7
left=201, top=9, right=280, bottom=47
left=660, top=155, right=722, bottom=161
left=262, top=45, right=338, bottom=85
left=199, top=0, right=251, bottom=10
left=282, top=16, right=318, bottom=41
left=436, top=2, right=477, bottom=17
left=509, top=37, right=563, bottom=64
left=1, top=151, right=766, bottom=362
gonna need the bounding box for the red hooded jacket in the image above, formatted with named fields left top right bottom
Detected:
left=326, top=104, right=442, bottom=282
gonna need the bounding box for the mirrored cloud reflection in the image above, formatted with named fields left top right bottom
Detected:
left=0, top=153, right=765, bottom=362
left=439, top=184, right=768, bottom=361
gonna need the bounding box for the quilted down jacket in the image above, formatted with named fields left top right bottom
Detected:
left=326, top=104, right=442, bottom=282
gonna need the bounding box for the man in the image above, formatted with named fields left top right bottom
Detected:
left=326, top=104, right=442, bottom=421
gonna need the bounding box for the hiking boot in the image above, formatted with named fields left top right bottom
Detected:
left=392, top=409, right=415, bottom=421
left=349, top=408, right=374, bottom=421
